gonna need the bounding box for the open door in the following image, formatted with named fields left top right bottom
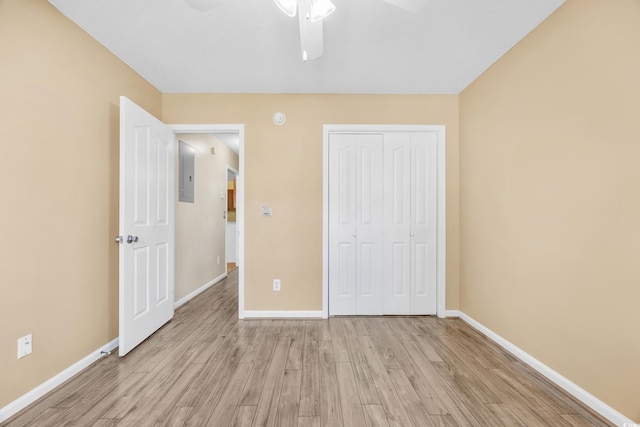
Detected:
left=118, top=96, right=175, bottom=356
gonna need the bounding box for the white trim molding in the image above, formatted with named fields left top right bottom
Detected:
left=457, top=311, right=635, bottom=426
left=445, top=309, right=461, bottom=317
left=243, top=311, right=324, bottom=319
left=174, top=273, right=227, bottom=309
left=322, top=124, right=446, bottom=319
left=0, top=338, right=119, bottom=423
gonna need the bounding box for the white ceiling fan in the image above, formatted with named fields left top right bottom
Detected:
left=186, top=0, right=429, bottom=61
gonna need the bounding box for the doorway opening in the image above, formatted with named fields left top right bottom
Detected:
left=226, top=166, right=239, bottom=274
left=172, top=124, right=246, bottom=319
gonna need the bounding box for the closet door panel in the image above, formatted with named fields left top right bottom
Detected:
left=329, top=134, right=358, bottom=315
left=355, top=135, right=384, bottom=315
left=383, top=133, right=411, bottom=314
left=329, top=133, right=384, bottom=315
left=330, top=130, right=438, bottom=317
left=410, top=132, right=437, bottom=314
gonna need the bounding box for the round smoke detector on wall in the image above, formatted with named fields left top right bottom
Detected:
left=273, top=112, right=286, bottom=126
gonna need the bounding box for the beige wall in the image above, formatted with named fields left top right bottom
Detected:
left=3, top=0, right=635, bottom=421
left=175, top=134, right=239, bottom=301
left=0, top=0, right=162, bottom=409
left=163, top=94, right=460, bottom=312
left=459, top=0, right=640, bottom=420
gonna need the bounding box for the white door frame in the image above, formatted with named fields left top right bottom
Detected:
left=323, top=124, right=446, bottom=318
left=171, top=124, right=246, bottom=319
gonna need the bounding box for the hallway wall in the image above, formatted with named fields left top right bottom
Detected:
left=175, top=134, right=239, bottom=302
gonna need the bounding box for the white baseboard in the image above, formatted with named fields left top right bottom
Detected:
left=445, top=309, right=461, bottom=317
left=243, top=310, right=324, bottom=319
left=0, top=338, right=119, bottom=423
left=457, top=311, right=635, bottom=426
left=174, top=273, right=227, bottom=309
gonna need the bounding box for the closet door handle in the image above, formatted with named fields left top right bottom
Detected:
left=352, top=234, right=357, bottom=238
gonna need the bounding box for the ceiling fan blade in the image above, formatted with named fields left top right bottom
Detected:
left=298, top=0, right=324, bottom=61
left=380, top=0, right=429, bottom=13
left=185, top=0, right=219, bottom=12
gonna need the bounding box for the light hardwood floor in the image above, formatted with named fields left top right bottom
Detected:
left=5, top=269, right=612, bottom=426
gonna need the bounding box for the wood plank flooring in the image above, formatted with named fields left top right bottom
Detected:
left=4, top=270, right=612, bottom=426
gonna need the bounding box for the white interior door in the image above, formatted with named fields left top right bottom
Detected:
left=355, top=135, right=384, bottom=314
left=119, top=96, right=175, bottom=356
left=329, top=134, right=357, bottom=315
left=383, top=132, right=437, bottom=314
left=409, top=132, right=437, bottom=314
left=383, top=133, right=412, bottom=314
left=329, top=134, right=383, bottom=315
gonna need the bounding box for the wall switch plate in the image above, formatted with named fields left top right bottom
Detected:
left=18, top=334, right=32, bottom=359
left=217, top=256, right=220, bottom=265
left=273, top=279, right=281, bottom=292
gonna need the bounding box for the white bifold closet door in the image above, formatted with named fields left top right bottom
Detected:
left=383, top=132, right=437, bottom=315
left=328, top=131, right=437, bottom=316
left=329, top=133, right=384, bottom=315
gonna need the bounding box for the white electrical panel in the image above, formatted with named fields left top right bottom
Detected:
left=179, top=140, right=195, bottom=203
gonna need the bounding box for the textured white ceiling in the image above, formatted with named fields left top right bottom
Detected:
left=47, top=0, right=565, bottom=94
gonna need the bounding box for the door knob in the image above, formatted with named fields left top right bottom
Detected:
left=126, top=235, right=139, bottom=244
left=114, top=236, right=123, bottom=243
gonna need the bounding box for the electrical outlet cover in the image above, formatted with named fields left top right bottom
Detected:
left=18, top=334, right=32, bottom=359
